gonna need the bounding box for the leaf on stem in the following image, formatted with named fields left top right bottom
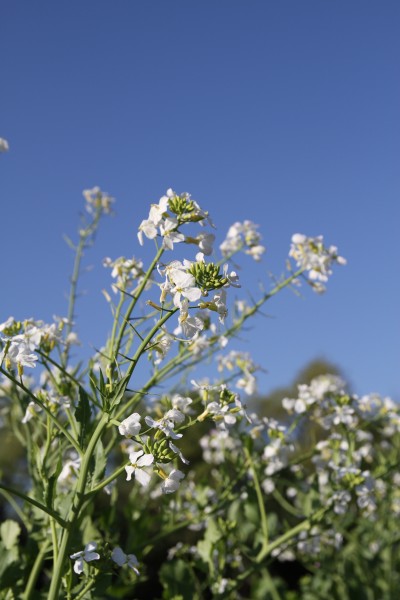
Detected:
left=76, top=386, right=92, bottom=448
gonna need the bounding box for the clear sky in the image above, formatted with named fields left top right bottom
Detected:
left=1, top=1, right=399, bottom=399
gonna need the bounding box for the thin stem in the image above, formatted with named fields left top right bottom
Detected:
left=112, top=245, right=164, bottom=363
left=244, top=447, right=269, bottom=553
left=259, top=507, right=327, bottom=562
left=122, top=307, right=179, bottom=391
left=75, top=577, right=95, bottom=600
left=107, top=292, right=125, bottom=358
left=272, top=488, right=302, bottom=518
left=61, top=211, right=101, bottom=368
left=89, top=464, right=127, bottom=494
left=0, top=366, right=81, bottom=454
left=23, top=539, right=51, bottom=600
left=50, top=518, right=59, bottom=564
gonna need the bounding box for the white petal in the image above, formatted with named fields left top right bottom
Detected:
left=137, top=453, right=154, bottom=467
left=73, top=558, right=84, bottom=574
left=135, top=468, right=151, bottom=487
left=129, top=450, right=144, bottom=464
left=111, top=547, right=126, bottom=566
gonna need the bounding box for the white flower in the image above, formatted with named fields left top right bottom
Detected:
left=0, top=138, right=9, bottom=152
left=83, top=186, right=114, bottom=215
left=70, top=542, right=100, bottom=575
left=169, top=441, right=190, bottom=464
left=245, top=244, right=265, bottom=261
left=118, top=413, right=142, bottom=437
left=125, top=450, right=154, bottom=486
left=58, top=453, right=81, bottom=490
left=185, top=232, right=215, bottom=255
left=236, top=372, right=257, bottom=396
left=289, top=233, right=346, bottom=287
left=212, top=289, right=228, bottom=323
left=0, top=317, right=15, bottom=333
left=222, top=265, right=241, bottom=288
left=160, top=218, right=185, bottom=250
left=169, top=268, right=201, bottom=308
left=111, top=547, right=140, bottom=574
left=207, top=402, right=237, bottom=429
left=161, top=469, right=185, bottom=494
left=145, top=409, right=185, bottom=439
left=220, top=220, right=265, bottom=260
left=177, top=299, right=204, bottom=339
left=21, top=401, right=41, bottom=424
left=148, top=195, right=170, bottom=225
left=0, top=336, right=38, bottom=370
left=138, top=218, right=158, bottom=245
left=171, top=394, right=193, bottom=413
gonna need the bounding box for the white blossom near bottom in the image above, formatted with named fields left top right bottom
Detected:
left=70, top=542, right=100, bottom=574
left=111, top=547, right=140, bottom=575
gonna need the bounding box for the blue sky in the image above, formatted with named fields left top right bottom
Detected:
left=1, top=1, right=399, bottom=399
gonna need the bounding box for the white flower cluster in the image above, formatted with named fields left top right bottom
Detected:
left=83, top=186, right=114, bottom=215
left=103, top=255, right=145, bottom=293
left=220, top=220, right=266, bottom=261
left=217, top=350, right=259, bottom=395
left=138, top=188, right=211, bottom=249
left=157, top=256, right=239, bottom=340
left=282, top=374, right=345, bottom=414
left=0, top=316, right=70, bottom=374
left=289, top=233, right=346, bottom=292
left=70, top=543, right=141, bottom=576
left=117, top=407, right=187, bottom=494
left=200, top=428, right=241, bottom=464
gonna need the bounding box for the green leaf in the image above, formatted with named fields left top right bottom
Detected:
left=160, top=559, right=197, bottom=600
left=196, top=517, right=221, bottom=573
left=109, top=374, right=131, bottom=409
left=0, top=521, right=20, bottom=551
left=76, top=386, right=92, bottom=447
left=92, top=439, right=107, bottom=484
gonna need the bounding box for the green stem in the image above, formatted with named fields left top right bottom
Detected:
left=112, top=245, right=164, bottom=362
left=259, top=507, right=327, bottom=562
left=23, top=539, right=51, bottom=600
left=75, top=577, right=95, bottom=600
left=244, top=447, right=269, bottom=553
left=0, top=367, right=81, bottom=454
left=272, top=488, right=302, bottom=518
left=47, top=413, right=109, bottom=600
left=61, top=211, right=101, bottom=368
left=122, top=307, right=179, bottom=392
left=50, top=518, right=59, bottom=564
left=107, top=292, right=125, bottom=359
left=89, top=464, right=127, bottom=494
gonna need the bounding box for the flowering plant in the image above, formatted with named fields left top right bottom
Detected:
left=0, top=186, right=398, bottom=599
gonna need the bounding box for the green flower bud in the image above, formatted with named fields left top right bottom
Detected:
left=188, top=262, right=227, bottom=293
